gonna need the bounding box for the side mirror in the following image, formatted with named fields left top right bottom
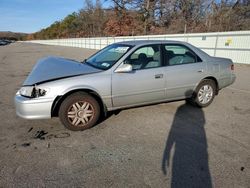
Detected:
left=115, top=63, right=133, bottom=73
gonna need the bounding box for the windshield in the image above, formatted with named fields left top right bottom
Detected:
left=85, top=44, right=132, bottom=70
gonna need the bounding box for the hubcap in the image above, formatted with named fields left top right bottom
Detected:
left=67, top=101, right=94, bottom=126
left=198, top=85, right=213, bottom=104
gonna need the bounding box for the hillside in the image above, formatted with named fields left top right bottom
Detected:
left=0, top=31, right=28, bottom=40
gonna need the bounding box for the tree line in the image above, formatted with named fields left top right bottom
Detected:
left=0, top=31, right=27, bottom=41
left=27, top=0, right=250, bottom=40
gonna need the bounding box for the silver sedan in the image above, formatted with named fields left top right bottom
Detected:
left=15, top=40, right=236, bottom=131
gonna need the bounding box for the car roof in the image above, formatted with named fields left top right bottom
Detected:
left=115, top=40, right=186, bottom=46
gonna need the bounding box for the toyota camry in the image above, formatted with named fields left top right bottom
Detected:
left=15, top=40, right=236, bottom=131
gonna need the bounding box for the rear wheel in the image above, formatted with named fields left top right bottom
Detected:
left=191, top=79, right=216, bottom=107
left=59, top=92, right=100, bottom=131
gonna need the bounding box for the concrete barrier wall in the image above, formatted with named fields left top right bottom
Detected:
left=27, top=31, right=250, bottom=64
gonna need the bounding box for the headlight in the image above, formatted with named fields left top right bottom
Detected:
left=19, top=86, right=48, bottom=98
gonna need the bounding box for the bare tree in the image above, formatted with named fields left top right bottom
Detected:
left=30, top=0, right=250, bottom=39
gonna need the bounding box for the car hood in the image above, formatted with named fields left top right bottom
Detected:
left=23, top=56, right=101, bottom=85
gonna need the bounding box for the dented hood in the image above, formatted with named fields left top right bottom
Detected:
left=23, top=56, right=101, bottom=85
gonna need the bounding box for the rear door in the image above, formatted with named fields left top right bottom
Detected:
left=162, top=44, right=206, bottom=99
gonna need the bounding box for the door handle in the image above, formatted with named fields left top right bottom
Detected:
left=197, top=69, right=204, bottom=73
left=155, top=74, right=163, bottom=79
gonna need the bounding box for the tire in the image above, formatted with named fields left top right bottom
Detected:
left=58, top=92, right=100, bottom=131
left=191, top=79, right=216, bottom=108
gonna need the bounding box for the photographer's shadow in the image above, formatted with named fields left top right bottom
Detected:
left=162, top=100, right=212, bottom=188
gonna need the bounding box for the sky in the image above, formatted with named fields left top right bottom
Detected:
left=0, top=0, right=104, bottom=33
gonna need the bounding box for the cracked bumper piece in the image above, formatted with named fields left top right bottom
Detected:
left=15, top=95, right=53, bottom=119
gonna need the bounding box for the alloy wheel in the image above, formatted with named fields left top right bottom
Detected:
left=198, top=85, right=213, bottom=104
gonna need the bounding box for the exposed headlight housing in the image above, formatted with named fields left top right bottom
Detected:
left=19, top=86, right=48, bottom=98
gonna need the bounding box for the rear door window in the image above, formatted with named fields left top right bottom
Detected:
left=163, top=44, right=201, bottom=66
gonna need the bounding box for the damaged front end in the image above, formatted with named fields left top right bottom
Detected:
left=18, top=85, right=48, bottom=98
left=22, top=56, right=101, bottom=86
left=15, top=56, right=103, bottom=119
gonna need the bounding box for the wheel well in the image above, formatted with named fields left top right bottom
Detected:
left=203, top=76, right=219, bottom=95
left=51, top=89, right=106, bottom=117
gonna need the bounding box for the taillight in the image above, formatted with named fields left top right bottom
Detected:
left=231, top=64, right=234, bottom=71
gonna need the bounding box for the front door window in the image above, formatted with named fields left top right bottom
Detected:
left=125, top=45, right=161, bottom=70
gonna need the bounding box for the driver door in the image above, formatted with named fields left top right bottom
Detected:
left=112, top=44, right=166, bottom=108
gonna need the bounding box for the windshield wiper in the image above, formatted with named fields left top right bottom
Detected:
left=83, top=59, right=105, bottom=70
left=81, top=59, right=87, bottom=64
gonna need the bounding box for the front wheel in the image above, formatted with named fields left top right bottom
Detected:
left=59, top=92, right=100, bottom=131
left=192, top=79, right=216, bottom=108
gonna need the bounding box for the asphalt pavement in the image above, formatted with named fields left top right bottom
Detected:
left=0, top=42, right=249, bottom=187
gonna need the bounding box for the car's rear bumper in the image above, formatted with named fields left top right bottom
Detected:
left=218, top=73, right=236, bottom=90
left=15, top=95, right=53, bottom=119
left=231, top=73, right=236, bottom=84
